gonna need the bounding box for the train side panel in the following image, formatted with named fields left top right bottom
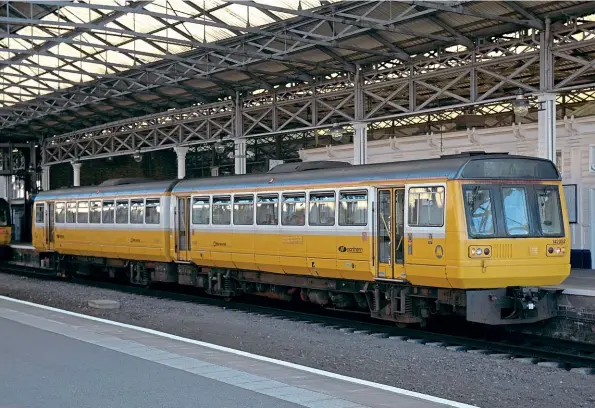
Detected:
left=35, top=194, right=172, bottom=263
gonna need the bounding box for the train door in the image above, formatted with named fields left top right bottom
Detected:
left=376, top=188, right=405, bottom=280
left=47, top=202, right=55, bottom=250
left=176, top=196, right=191, bottom=261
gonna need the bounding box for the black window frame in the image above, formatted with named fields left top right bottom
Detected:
left=461, top=185, right=496, bottom=239
left=35, top=203, right=44, bottom=224
left=407, top=186, right=445, bottom=228
left=462, top=183, right=565, bottom=239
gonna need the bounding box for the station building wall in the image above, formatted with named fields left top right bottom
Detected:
left=49, top=149, right=177, bottom=189
left=298, top=116, right=595, bottom=269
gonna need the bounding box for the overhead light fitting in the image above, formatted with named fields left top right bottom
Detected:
left=329, top=121, right=344, bottom=141
left=512, top=89, right=530, bottom=117
left=132, top=148, right=142, bottom=163
left=214, top=140, right=225, bottom=154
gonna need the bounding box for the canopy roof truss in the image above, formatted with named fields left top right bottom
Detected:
left=1, top=1, right=595, bottom=163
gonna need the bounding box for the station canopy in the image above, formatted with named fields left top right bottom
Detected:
left=1, top=0, right=595, bottom=141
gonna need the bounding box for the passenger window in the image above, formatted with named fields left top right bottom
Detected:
left=234, top=195, right=254, bottom=225
left=502, top=187, right=530, bottom=236
left=90, top=201, right=102, bottom=224
left=309, top=192, right=335, bottom=226
left=102, top=200, right=115, bottom=224
left=116, top=200, right=129, bottom=224
left=536, top=186, right=563, bottom=236
left=77, top=201, right=89, bottom=223
left=282, top=193, right=306, bottom=226
left=55, top=202, right=65, bottom=223
left=145, top=199, right=161, bottom=225
left=130, top=199, right=144, bottom=224
left=191, top=197, right=210, bottom=225
left=256, top=194, right=279, bottom=225
left=35, top=203, right=44, bottom=224
left=212, top=196, right=231, bottom=225
left=66, top=202, right=77, bottom=223
left=464, top=187, right=494, bottom=236
left=408, top=186, right=445, bottom=227
left=339, top=191, right=368, bottom=226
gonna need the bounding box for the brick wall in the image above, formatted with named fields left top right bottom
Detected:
left=49, top=150, right=177, bottom=189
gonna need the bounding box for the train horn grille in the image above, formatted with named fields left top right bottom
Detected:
left=492, top=243, right=513, bottom=259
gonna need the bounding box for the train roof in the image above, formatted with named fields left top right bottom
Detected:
left=173, top=153, right=560, bottom=194
left=34, top=179, right=177, bottom=201
left=34, top=153, right=560, bottom=200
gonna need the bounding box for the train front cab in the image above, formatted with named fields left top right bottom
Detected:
left=0, top=198, right=11, bottom=260
left=371, top=155, right=570, bottom=326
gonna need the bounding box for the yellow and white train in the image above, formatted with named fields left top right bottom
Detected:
left=30, top=152, right=570, bottom=326
left=0, top=198, right=11, bottom=258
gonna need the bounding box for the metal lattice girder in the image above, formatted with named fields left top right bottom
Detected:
left=40, top=12, right=595, bottom=165
left=3, top=0, right=595, bottom=139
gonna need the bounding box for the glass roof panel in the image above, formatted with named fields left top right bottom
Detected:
left=0, top=0, right=347, bottom=112
left=93, top=50, right=137, bottom=67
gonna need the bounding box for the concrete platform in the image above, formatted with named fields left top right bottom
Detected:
left=0, top=296, right=472, bottom=408
left=9, top=242, right=35, bottom=250
left=554, top=268, right=595, bottom=296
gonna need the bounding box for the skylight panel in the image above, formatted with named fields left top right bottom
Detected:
left=58, top=70, right=94, bottom=83
left=153, top=27, right=196, bottom=45
left=0, top=94, right=18, bottom=103
left=32, top=55, right=61, bottom=68
left=27, top=26, right=54, bottom=39
left=94, top=50, right=138, bottom=67
left=89, top=32, right=131, bottom=47
left=211, top=3, right=275, bottom=28
left=113, top=14, right=164, bottom=34
left=4, top=86, right=27, bottom=95
left=61, top=6, right=101, bottom=23
left=47, top=43, right=84, bottom=59
left=144, top=0, right=206, bottom=17
left=4, top=38, right=33, bottom=51
left=204, top=26, right=238, bottom=42
left=120, top=39, right=166, bottom=58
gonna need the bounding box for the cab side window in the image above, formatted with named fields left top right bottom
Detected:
left=35, top=203, right=44, bottom=224
left=408, top=187, right=445, bottom=227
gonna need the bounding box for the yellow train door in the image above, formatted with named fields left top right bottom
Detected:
left=47, top=202, right=55, bottom=251
left=376, top=188, right=405, bottom=280
left=175, top=196, right=191, bottom=261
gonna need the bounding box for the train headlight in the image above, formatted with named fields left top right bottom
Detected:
left=546, top=245, right=566, bottom=257
left=469, top=246, right=491, bottom=258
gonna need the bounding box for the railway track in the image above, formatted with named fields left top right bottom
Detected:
left=2, top=262, right=595, bottom=373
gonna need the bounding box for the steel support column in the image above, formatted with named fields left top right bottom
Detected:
left=353, top=122, right=368, bottom=165
left=71, top=161, right=81, bottom=187
left=234, top=92, right=246, bottom=175
left=538, top=18, right=556, bottom=163
left=353, top=66, right=368, bottom=165
left=173, top=145, right=189, bottom=179
left=537, top=93, right=556, bottom=162
left=41, top=165, right=50, bottom=191
left=234, top=139, right=247, bottom=175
